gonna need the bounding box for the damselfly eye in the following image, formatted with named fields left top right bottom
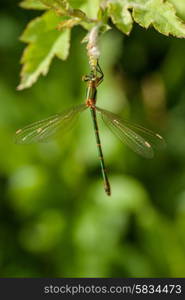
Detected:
left=82, top=75, right=89, bottom=82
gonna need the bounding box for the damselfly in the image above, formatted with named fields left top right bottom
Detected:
left=15, top=63, right=165, bottom=196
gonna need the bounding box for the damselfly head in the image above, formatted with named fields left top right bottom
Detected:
left=82, top=72, right=95, bottom=82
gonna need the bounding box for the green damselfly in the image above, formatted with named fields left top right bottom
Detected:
left=15, top=64, right=165, bottom=196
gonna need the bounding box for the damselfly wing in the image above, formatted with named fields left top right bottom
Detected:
left=15, top=104, right=87, bottom=144
left=15, top=105, right=165, bottom=159
left=96, top=107, right=165, bottom=159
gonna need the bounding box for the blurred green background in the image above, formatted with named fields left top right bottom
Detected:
left=1, top=0, right=185, bottom=277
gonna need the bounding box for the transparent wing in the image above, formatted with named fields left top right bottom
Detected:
left=96, top=106, right=165, bottom=159
left=15, top=104, right=87, bottom=144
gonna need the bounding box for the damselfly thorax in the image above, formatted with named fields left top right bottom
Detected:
left=85, top=82, right=97, bottom=108
left=84, top=68, right=102, bottom=108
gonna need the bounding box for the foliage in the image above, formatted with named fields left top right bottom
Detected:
left=17, top=11, right=70, bottom=90
left=18, top=0, right=185, bottom=89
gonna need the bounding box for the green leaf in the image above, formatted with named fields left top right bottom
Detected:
left=81, top=0, right=100, bottom=19
left=131, top=0, right=185, bottom=38
left=18, top=11, right=71, bottom=90
left=41, top=0, right=88, bottom=10
left=20, top=0, right=47, bottom=10
left=68, top=0, right=88, bottom=9
left=40, top=0, right=68, bottom=13
left=97, top=7, right=111, bottom=34
left=107, top=0, right=133, bottom=35
left=168, top=0, right=185, bottom=21
left=40, top=0, right=87, bottom=19
left=57, top=18, right=81, bottom=30
left=106, top=0, right=185, bottom=37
